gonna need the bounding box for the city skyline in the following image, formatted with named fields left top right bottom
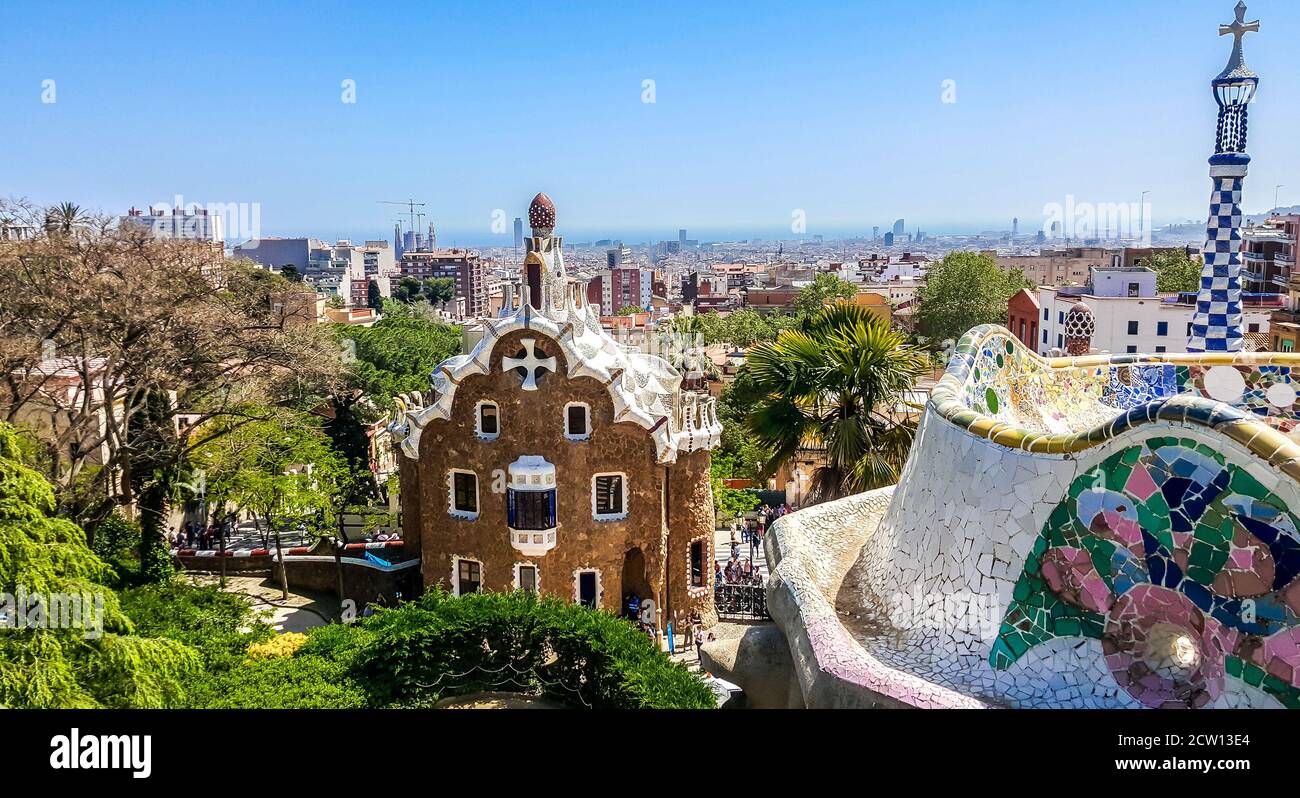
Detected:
left=4, top=0, right=1300, bottom=246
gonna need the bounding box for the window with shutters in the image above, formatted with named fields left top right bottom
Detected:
left=592, top=473, right=627, bottom=520
left=516, top=564, right=538, bottom=593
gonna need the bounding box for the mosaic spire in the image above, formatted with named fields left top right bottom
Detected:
left=1188, top=2, right=1260, bottom=353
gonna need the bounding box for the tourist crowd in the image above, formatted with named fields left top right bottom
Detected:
left=172, top=520, right=229, bottom=550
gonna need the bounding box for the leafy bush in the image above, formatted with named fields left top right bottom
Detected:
left=311, top=589, right=715, bottom=709
left=119, top=581, right=274, bottom=672
left=247, top=631, right=307, bottom=659
left=185, top=655, right=367, bottom=709
left=91, top=514, right=139, bottom=559
left=0, top=422, right=199, bottom=708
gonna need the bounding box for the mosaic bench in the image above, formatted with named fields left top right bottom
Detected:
left=766, top=324, right=1300, bottom=708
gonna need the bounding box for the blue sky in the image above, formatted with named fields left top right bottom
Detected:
left=2, top=0, right=1298, bottom=245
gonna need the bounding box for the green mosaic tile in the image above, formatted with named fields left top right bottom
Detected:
left=1106, top=464, right=1132, bottom=492
left=1244, top=662, right=1266, bottom=687
left=1053, top=618, right=1081, bottom=636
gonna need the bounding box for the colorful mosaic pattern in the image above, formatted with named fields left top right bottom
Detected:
left=991, top=438, right=1300, bottom=708
left=952, top=331, right=1300, bottom=430
left=1177, top=364, right=1300, bottom=432
left=1188, top=174, right=1246, bottom=353
left=933, top=326, right=1300, bottom=475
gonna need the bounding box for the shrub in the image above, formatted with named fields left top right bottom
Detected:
left=91, top=514, right=139, bottom=559
left=0, top=422, right=199, bottom=708
left=185, top=655, right=367, bottom=709
left=119, top=581, right=274, bottom=672
left=338, top=589, right=715, bottom=709
left=247, top=632, right=307, bottom=659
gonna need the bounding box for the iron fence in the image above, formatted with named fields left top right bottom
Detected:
left=714, top=583, right=769, bottom=620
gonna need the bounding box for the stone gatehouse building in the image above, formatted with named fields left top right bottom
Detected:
left=390, top=193, right=723, bottom=630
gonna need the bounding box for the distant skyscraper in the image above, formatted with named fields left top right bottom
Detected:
left=884, top=231, right=895, bottom=247
left=1013, top=217, right=1019, bottom=237
left=394, top=223, right=403, bottom=260
left=679, top=228, right=687, bottom=248
left=428, top=222, right=437, bottom=250
left=872, top=225, right=879, bottom=241
left=892, top=218, right=905, bottom=237
left=514, top=217, right=524, bottom=249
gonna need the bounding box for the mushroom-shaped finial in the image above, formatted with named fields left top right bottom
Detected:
left=1063, top=301, right=1096, bottom=356
left=528, top=192, right=556, bottom=236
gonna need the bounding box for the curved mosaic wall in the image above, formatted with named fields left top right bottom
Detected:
left=992, top=438, right=1300, bottom=709
left=935, top=325, right=1300, bottom=470
left=766, top=324, right=1300, bottom=709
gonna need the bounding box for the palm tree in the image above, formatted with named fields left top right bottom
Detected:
left=44, top=202, right=86, bottom=236
left=746, top=303, right=929, bottom=503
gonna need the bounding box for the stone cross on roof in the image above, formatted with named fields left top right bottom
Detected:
left=502, top=338, right=556, bottom=391
left=1217, top=1, right=1260, bottom=80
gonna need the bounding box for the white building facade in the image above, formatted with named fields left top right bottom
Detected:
left=1036, top=267, right=1272, bottom=355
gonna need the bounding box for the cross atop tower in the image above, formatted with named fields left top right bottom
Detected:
left=1217, top=1, right=1260, bottom=80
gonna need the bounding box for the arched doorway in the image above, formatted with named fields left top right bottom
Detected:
left=620, top=547, right=654, bottom=620
left=525, top=261, right=543, bottom=308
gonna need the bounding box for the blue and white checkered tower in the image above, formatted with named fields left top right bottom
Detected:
left=1188, top=2, right=1261, bottom=352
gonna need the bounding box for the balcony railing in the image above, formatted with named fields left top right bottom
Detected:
left=714, top=583, right=770, bottom=620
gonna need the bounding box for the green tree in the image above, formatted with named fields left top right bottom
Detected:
left=280, top=264, right=302, bottom=282
left=914, top=251, right=1033, bottom=346
left=718, top=308, right=771, bottom=348
left=617, top=305, right=644, bottom=316
left=715, top=367, right=772, bottom=480
left=325, top=311, right=461, bottom=503
left=746, top=303, right=929, bottom=502
left=336, top=313, right=462, bottom=409
left=711, top=454, right=761, bottom=522
left=423, top=277, right=455, bottom=305
left=1139, top=250, right=1202, bottom=294
left=366, top=279, right=383, bottom=310
left=0, top=422, right=198, bottom=708
left=44, top=202, right=88, bottom=236
left=792, top=273, right=859, bottom=317
left=193, top=411, right=347, bottom=552
left=392, top=276, right=455, bottom=305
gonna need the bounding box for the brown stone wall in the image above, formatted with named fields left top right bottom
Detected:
left=408, top=329, right=679, bottom=615
left=282, top=559, right=422, bottom=607
left=399, top=454, right=422, bottom=561
left=667, top=449, right=719, bottom=627
left=172, top=554, right=273, bottom=574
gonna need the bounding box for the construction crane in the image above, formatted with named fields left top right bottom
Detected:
left=378, top=199, right=426, bottom=232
